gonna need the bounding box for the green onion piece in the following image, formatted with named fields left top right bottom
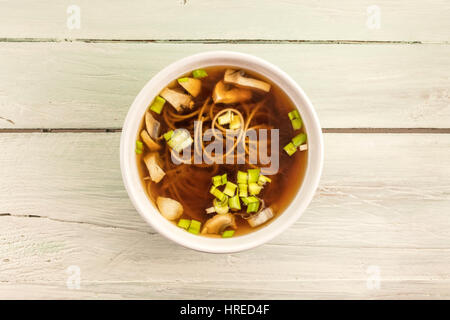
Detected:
left=291, top=118, right=302, bottom=130
left=288, top=110, right=300, bottom=120
left=215, top=195, right=228, bottom=206
left=248, top=169, right=260, bottom=183
left=188, top=220, right=201, bottom=234
left=284, top=142, right=297, bottom=156
left=241, top=197, right=250, bottom=205
left=177, top=219, right=191, bottom=230
left=177, top=77, right=189, bottom=83
left=247, top=200, right=260, bottom=213
left=221, top=173, right=227, bottom=185
left=136, top=140, right=144, bottom=150
left=249, top=182, right=263, bottom=196
left=210, top=186, right=227, bottom=202
left=229, top=116, right=241, bottom=130
left=192, top=69, right=208, bottom=79
left=213, top=198, right=229, bottom=214
left=222, top=230, right=235, bottom=238
left=135, top=148, right=143, bottom=154
left=149, top=96, right=166, bottom=114
left=257, top=174, right=272, bottom=186
left=223, top=182, right=237, bottom=197
left=237, top=171, right=248, bottom=184
left=168, top=130, right=190, bottom=152
left=212, top=175, right=223, bottom=186
left=163, top=130, right=173, bottom=141
left=228, top=195, right=241, bottom=211
left=218, top=111, right=232, bottom=125
left=292, top=133, right=307, bottom=147
left=246, top=196, right=259, bottom=203
left=238, top=183, right=248, bottom=197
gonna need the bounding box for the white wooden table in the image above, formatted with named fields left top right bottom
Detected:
left=0, top=1, right=449, bottom=299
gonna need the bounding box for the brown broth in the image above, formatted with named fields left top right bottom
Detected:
left=136, top=66, right=307, bottom=237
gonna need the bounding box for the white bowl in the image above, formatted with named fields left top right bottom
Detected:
left=120, top=51, right=323, bottom=253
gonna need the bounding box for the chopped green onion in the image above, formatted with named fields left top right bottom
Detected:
left=229, top=115, right=241, bottom=130
left=246, top=196, right=259, bottom=203
left=168, top=130, right=191, bottom=152
left=163, top=130, right=173, bottom=141
left=177, top=77, right=189, bottom=83
left=291, top=118, right=302, bottom=130
left=213, top=198, right=229, bottom=214
left=222, top=230, right=235, bottom=238
left=288, top=110, right=300, bottom=120
left=218, top=111, right=232, bottom=125
left=215, top=195, right=228, bottom=206
left=247, top=200, right=260, bottom=213
left=249, top=182, right=263, bottom=196
left=136, top=140, right=144, bottom=150
left=149, top=96, right=166, bottom=114
left=210, top=186, right=227, bottom=202
left=212, top=175, right=223, bottom=187
left=228, top=195, right=241, bottom=210
left=188, top=220, right=201, bottom=234
left=135, top=148, right=143, bottom=154
left=284, top=142, right=297, bottom=156
left=292, top=133, right=307, bottom=147
left=257, top=174, right=272, bottom=186
left=248, top=169, right=260, bottom=183
left=237, top=171, right=248, bottom=184
left=192, top=69, right=208, bottom=79
left=241, top=197, right=250, bottom=205
left=221, top=173, right=227, bottom=185
left=223, top=182, right=237, bottom=197
left=177, top=219, right=191, bottom=230
left=238, top=183, right=248, bottom=197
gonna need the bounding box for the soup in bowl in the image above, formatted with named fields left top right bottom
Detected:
left=121, top=51, right=323, bottom=253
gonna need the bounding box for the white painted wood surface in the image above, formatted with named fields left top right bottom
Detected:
left=0, top=43, right=449, bottom=129
left=0, top=0, right=449, bottom=299
left=1, top=0, right=449, bottom=42
left=0, top=133, right=449, bottom=299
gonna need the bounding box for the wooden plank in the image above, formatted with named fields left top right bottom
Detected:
left=0, top=42, right=449, bottom=129
left=0, top=132, right=449, bottom=246
left=0, top=216, right=449, bottom=299
left=0, top=1, right=449, bottom=42
left=0, top=133, right=448, bottom=298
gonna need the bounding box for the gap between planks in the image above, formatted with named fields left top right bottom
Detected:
left=0, top=128, right=449, bottom=134
left=1, top=38, right=449, bottom=45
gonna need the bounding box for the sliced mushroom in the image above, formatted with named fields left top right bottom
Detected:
left=160, top=87, right=194, bottom=112
left=145, top=111, right=161, bottom=140
left=201, top=213, right=237, bottom=235
left=140, top=129, right=161, bottom=151
left=143, top=152, right=165, bottom=183
left=224, top=69, right=271, bottom=92
left=156, top=196, right=183, bottom=221
left=248, top=207, right=274, bottom=228
left=212, top=80, right=252, bottom=104
left=178, top=77, right=202, bottom=97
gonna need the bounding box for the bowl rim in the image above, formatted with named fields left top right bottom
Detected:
left=120, top=50, right=323, bottom=253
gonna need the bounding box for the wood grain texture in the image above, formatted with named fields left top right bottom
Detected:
left=0, top=1, right=449, bottom=42
left=0, top=133, right=449, bottom=298
left=0, top=42, right=449, bottom=129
